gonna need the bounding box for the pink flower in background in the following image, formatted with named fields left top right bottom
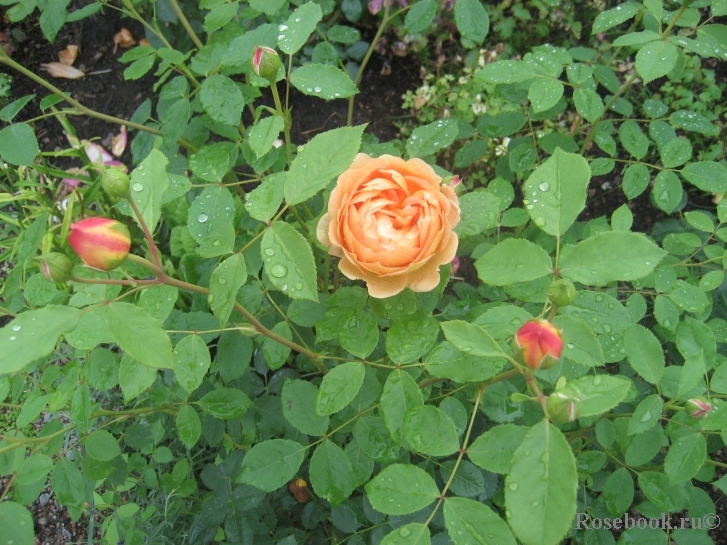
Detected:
left=368, top=0, right=408, bottom=15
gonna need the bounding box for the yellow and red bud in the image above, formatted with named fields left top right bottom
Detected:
left=36, top=253, right=73, bottom=283
left=685, top=396, right=713, bottom=419
left=512, top=319, right=564, bottom=370
left=547, top=391, right=581, bottom=424
left=68, top=217, right=131, bottom=270
left=251, top=46, right=282, bottom=82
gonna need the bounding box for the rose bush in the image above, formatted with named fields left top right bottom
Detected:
left=317, top=153, right=460, bottom=298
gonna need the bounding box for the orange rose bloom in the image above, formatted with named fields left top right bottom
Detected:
left=317, top=154, right=460, bottom=298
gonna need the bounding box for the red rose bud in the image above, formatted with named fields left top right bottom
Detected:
left=512, top=320, right=563, bottom=370
left=68, top=217, right=131, bottom=270
left=548, top=279, right=577, bottom=308
left=547, top=391, right=581, bottom=424
left=685, top=396, right=713, bottom=419
left=251, top=46, right=282, bottom=82
left=99, top=167, right=130, bottom=202
left=36, top=253, right=73, bottom=283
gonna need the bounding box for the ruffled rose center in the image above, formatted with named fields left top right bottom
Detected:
left=341, top=169, right=444, bottom=272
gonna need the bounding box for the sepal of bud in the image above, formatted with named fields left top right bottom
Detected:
left=547, top=391, right=581, bottom=424
left=36, top=253, right=73, bottom=283
left=548, top=279, right=577, bottom=308
left=68, top=217, right=131, bottom=270
left=509, top=392, right=532, bottom=404
left=685, top=396, right=713, bottom=419
left=99, top=167, right=130, bottom=202
left=513, top=320, right=564, bottom=370
left=252, top=46, right=282, bottom=82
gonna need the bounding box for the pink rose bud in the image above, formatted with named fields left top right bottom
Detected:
left=36, top=253, right=73, bottom=283
left=685, top=396, right=712, bottom=419
left=251, top=46, right=282, bottom=82
left=68, top=217, right=131, bottom=270
left=547, top=391, right=581, bottom=424
left=512, top=320, right=564, bottom=370
left=450, top=256, right=460, bottom=276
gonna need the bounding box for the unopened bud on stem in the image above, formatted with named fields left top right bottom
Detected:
left=36, top=253, right=73, bottom=283
left=512, top=320, right=564, bottom=370
left=252, top=46, right=282, bottom=82
left=548, top=279, right=577, bottom=308
left=99, top=167, right=130, bottom=202
left=547, top=391, right=581, bottom=424
left=685, top=396, right=713, bottom=419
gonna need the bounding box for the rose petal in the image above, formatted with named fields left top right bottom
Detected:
left=58, top=44, right=79, bottom=66
left=111, top=126, right=127, bottom=157
left=113, top=28, right=136, bottom=49
left=41, top=62, right=84, bottom=79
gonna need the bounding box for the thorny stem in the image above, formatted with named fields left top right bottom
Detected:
left=347, top=2, right=391, bottom=126
left=422, top=384, right=485, bottom=529
left=0, top=52, right=198, bottom=153
left=166, top=0, right=205, bottom=50
left=525, top=373, right=550, bottom=417
left=128, top=198, right=162, bottom=269
left=270, top=82, right=294, bottom=167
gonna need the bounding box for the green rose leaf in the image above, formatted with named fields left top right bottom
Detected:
left=284, top=124, right=365, bottom=205
left=209, top=254, right=248, bottom=325
left=664, top=432, right=706, bottom=484
left=505, top=420, right=577, bottom=545
left=624, top=324, right=665, bottom=384
left=559, top=231, right=666, bottom=286
left=0, top=306, right=81, bottom=374
left=309, top=440, right=355, bottom=506
left=316, top=362, right=366, bottom=416
left=238, top=439, right=306, bottom=492
left=444, top=497, right=516, bottom=545
left=173, top=335, right=211, bottom=395
left=104, top=302, right=174, bottom=369
left=476, top=239, right=553, bottom=285
left=290, top=64, right=359, bottom=100
left=523, top=148, right=590, bottom=236
left=365, top=464, right=440, bottom=515
left=261, top=221, right=318, bottom=301
left=282, top=379, right=330, bottom=437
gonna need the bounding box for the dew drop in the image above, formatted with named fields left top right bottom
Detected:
left=278, top=24, right=288, bottom=31
left=567, top=343, right=575, bottom=349
left=509, top=483, right=518, bottom=490
left=264, top=248, right=275, bottom=256
left=218, top=278, right=227, bottom=285
left=9, top=335, right=16, bottom=341
left=282, top=284, right=288, bottom=291
left=295, top=283, right=303, bottom=290
left=197, top=213, right=209, bottom=223
left=399, top=528, right=411, bottom=538
left=533, top=217, right=545, bottom=227
left=314, top=86, right=322, bottom=93
left=640, top=412, right=652, bottom=423
left=595, top=295, right=603, bottom=302
left=131, top=183, right=144, bottom=192
left=271, top=264, right=288, bottom=277
left=12, top=325, right=20, bottom=332
left=538, top=182, right=550, bottom=191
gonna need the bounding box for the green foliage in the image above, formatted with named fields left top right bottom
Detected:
left=1, top=0, right=727, bottom=544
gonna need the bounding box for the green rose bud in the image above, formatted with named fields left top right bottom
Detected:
left=685, top=396, right=712, bottom=419
left=547, top=391, right=581, bottom=424
left=100, top=168, right=130, bottom=202
left=252, top=46, right=282, bottom=82
left=36, top=253, right=73, bottom=283
left=548, top=279, right=577, bottom=308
